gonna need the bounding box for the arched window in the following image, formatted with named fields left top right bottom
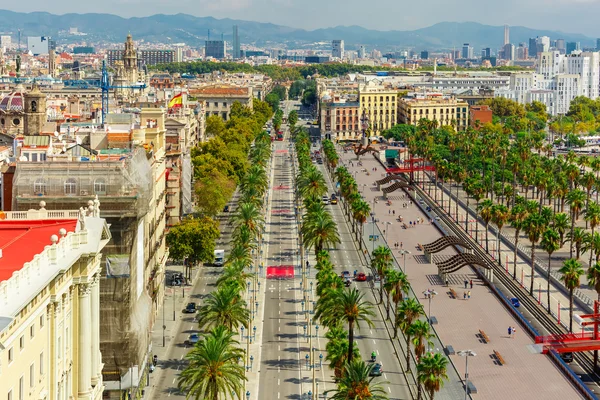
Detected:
left=94, top=178, right=106, bottom=195
left=34, top=178, right=47, bottom=195
left=64, top=178, right=77, bottom=195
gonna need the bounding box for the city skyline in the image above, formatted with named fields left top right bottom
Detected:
left=3, top=1, right=600, bottom=37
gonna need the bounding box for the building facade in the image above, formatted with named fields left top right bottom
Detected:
left=232, top=26, right=241, bottom=59
left=332, top=40, right=344, bottom=59
left=191, top=85, right=253, bottom=120
left=358, top=85, right=398, bottom=136
left=320, top=99, right=360, bottom=141
left=205, top=41, right=226, bottom=59
left=398, top=95, right=469, bottom=131
left=0, top=205, right=110, bottom=400
left=107, top=49, right=174, bottom=67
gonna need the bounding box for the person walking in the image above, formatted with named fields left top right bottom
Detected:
left=464, top=280, right=468, bottom=289
left=470, top=280, right=473, bottom=289
left=508, top=326, right=512, bottom=337
left=467, top=291, right=471, bottom=299
left=463, top=291, right=467, bottom=300
left=512, top=327, right=516, bottom=339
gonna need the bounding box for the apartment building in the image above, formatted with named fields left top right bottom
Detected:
left=320, top=96, right=361, bottom=141
left=398, top=95, right=470, bottom=131
left=358, top=84, right=398, bottom=136
left=191, top=85, right=253, bottom=121
left=0, top=205, right=110, bottom=400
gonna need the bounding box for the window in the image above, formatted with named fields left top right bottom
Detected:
left=222, top=102, right=227, bottom=107
left=39, top=315, right=44, bottom=329
left=12, top=118, right=19, bottom=126
left=29, top=364, right=34, bottom=388
left=18, top=376, right=23, bottom=400
left=64, top=178, right=77, bottom=195
left=213, top=102, right=218, bottom=107
left=7, top=390, right=11, bottom=400
left=19, top=336, right=24, bottom=351
left=57, top=337, right=61, bottom=359
left=39, top=352, right=44, bottom=376
left=33, top=178, right=47, bottom=195
left=94, top=178, right=106, bottom=195
left=30, top=325, right=34, bottom=339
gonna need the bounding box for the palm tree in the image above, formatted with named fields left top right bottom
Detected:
left=409, top=320, right=434, bottom=361
left=396, top=298, right=425, bottom=370
left=524, top=212, right=546, bottom=295
left=383, top=269, right=410, bottom=321
left=540, top=228, right=560, bottom=313
left=196, top=286, right=250, bottom=331
left=301, top=210, right=341, bottom=255
left=231, top=202, right=265, bottom=239
left=178, top=326, right=246, bottom=400
left=559, top=258, right=584, bottom=332
left=491, top=204, right=509, bottom=263
left=569, top=227, right=587, bottom=260
left=478, top=199, right=494, bottom=252
left=509, top=205, right=528, bottom=279
left=566, top=189, right=587, bottom=258
left=325, top=359, right=389, bottom=400
left=216, top=262, right=255, bottom=292
left=352, top=199, right=371, bottom=247
left=585, top=201, right=600, bottom=246
left=587, top=262, right=600, bottom=372
left=316, top=288, right=375, bottom=363
left=297, top=166, right=327, bottom=199
left=325, top=324, right=361, bottom=379
left=372, top=246, right=393, bottom=304
left=416, top=353, right=449, bottom=400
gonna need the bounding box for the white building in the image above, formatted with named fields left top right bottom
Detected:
left=332, top=40, right=345, bottom=59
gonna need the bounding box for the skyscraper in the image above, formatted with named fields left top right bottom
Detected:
left=462, top=43, right=473, bottom=59
left=596, top=38, right=600, bottom=51
left=357, top=45, right=366, bottom=59
left=503, top=43, right=515, bottom=61
left=232, top=25, right=240, bottom=59
left=529, top=38, right=538, bottom=58
left=205, top=40, right=226, bottom=59
left=556, top=39, right=566, bottom=55
left=332, top=40, right=344, bottom=59
left=566, top=41, right=580, bottom=55
left=504, top=24, right=510, bottom=45
left=420, top=50, right=429, bottom=60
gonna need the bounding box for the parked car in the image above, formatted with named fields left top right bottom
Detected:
left=510, top=297, right=520, bottom=308
left=560, top=352, right=574, bottom=363
left=186, top=333, right=200, bottom=345
left=344, top=279, right=352, bottom=287
left=370, top=363, right=383, bottom=376
left=183, top=302, right=196, bottom=313
left=342, top=271, right=351, bottom=279
left=355, top=272, right=367, bottom=282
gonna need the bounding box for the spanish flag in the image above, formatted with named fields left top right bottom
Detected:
left=168, top=93, right=183, bottom=109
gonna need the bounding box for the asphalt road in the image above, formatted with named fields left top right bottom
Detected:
left=316, top=159, right=412, bottom=400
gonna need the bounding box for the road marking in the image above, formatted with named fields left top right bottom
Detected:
left=172, top=378, right=176, bottom=384
left=278, top=379, right=280, bottom=385
left=373, top=339, right=376, bottom=344
left=388, top=387, right=392, bottom=393
left=377, top=350, right=380, bottom=356
left=384, top=373, right=387, bottom=379
left=180, top=354, right=184, bottom=360
left=278, top=393, right=280, bottom=399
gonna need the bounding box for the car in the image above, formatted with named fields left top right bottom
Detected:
left=344, top=279, right=352, bottom=287
left=355, top=272, right=367, bottom=282
left=510, top=297, right=520, bottom=308
left=322, top=195, right=329, bottom=205
left=183, top=302, right=196, bottom=313
left=330, top=197, right=338, bottom=205
left=426, top=206, right=432, bottom=212
left=223, top=205, right=230, bottom=212
left=373, top=274, right=381, bottom=283
left=370, top=363, right=383, bottom=376
left=560, top=352, right=574, bottom=363
left=186, top=333, right=200, bottom=345
left=342, top=271, right=351, bottom=279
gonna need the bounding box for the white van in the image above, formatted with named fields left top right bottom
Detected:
left=214, top=250, right=225, bottom=266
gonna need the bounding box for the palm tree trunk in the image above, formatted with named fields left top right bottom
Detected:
left=570, top=212, right=575, bottom=259
left=512, top=171, right=517, bottom=207
left=514, top=229, right=520, bottom=280
left=406, top=333, right=412, bottom=371
left=485, top=222, right=490, bottom=252
left=569, top=290, right=574, bottom=333
left=530, top=244, right=536, bottom=295
left=348, top=319, right=355, bottom=363
left=386, top=291, right=391, bottom=320
left=547, top=255, right=552, bottom=313
left=465, top=196, right=470, bottom=232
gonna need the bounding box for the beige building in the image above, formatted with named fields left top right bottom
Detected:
left=190, top=84, right=253, bottom=121
left=320, top=95, right=361, bottom=141
left=0, top=204, right=110, bottom=400
left=398, top=95, right=470, bottom=131
left=358, top=84, right=398, bottom=136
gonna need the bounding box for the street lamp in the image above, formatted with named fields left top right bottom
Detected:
left=457, top=350, right=476, bottom=400
left=423, top=289, right=438, bottom=324
left=399, top=250, right=411, bottom=273
left=383, top=221, right=392, bottom=245
left=370, top=212, right=377, bottom=252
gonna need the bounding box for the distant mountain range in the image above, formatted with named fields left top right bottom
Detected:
left=0, top=10, right=595, bottom=51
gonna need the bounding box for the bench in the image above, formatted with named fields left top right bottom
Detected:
left=449, top=288, right=458, bottom=299
left=467, top=381, right=478, bottom=394
left=479, top=329, right=490, bottom=343
left=429, top=316, right=438, bottom=325
left=445, top=345, right=455, bottom=356
left=494, top=350, right=506, bottom=365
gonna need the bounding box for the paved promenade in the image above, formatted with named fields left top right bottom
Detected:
left=338, top=146, right=584, bottom=400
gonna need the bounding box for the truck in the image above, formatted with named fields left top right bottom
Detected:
left=214, top=249, right=225, bottom=266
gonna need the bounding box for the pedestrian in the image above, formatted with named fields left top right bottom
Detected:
left=512, top=327, right=516, bottom=339
left=389, top=209, right=391, bottom=215
left=400, top=241, right=403, bottom=248
left=508, top=326, right=512, bottom=337
left=463, top=291, right=467, bottom=299
left=470, top=280, right=473, bottom=289
left=445, top=278, right=449, bottom=286
left=409, top=221, right=412, bottom=227
left=464, top=280, right=468, bottom=289
left=393, top=210, right=396, bottom=215
left=467, top=291, right=471, bottom=299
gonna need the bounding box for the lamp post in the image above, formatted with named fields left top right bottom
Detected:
left=370, top=212, right=376, bottom=252
left=423, top=289, right=437, bottom=324
left=400, top=250, right=410, bottom=273
left=383, top=221, right=392, bottom=245
left=457, top=350, right=476, bottom=400
left=360, top=108, right=369, bottom=147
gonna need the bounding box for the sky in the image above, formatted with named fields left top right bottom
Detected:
left=4, top=0, right=600, bottom=36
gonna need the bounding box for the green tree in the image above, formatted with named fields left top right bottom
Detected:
left=178, top=326, right=246, bottom=400
left=265, top=92, right=280, bottom=111
left=540, top=228, right=560, bottom=312
left=325, top=359, right=389, bottom=400
left=166, top=216, right=220, bottom=264
left=205, top=114, right=226, bottom=137
left=416, top=353, right=449, bottom=400
left=301, top=210, right=341, bottom=255
left=396, top=298, right=425, bottom=370
left=371, top=246, right=393, bottom=304
left=509, top=205, right=528, bottom=279
left=196, top=285, right=250, bottom=331
left=194, top=169, right=236, bottom=216
left=325, top=324, right=361, bottom=378
left=409, top=320, right=434, bottom=360
left=524, top=212, right=546, bottom=295
left=566, top=189, right=587, bottom=258
left=559, top=258, right=584, bottom=332
left=383, top=269, right=410, bottom=321
left=478, top=199, right=494, bottom=252
left=316, top=288, right=375, bottom=363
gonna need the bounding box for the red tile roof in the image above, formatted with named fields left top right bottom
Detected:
left=0, top=220, right=78, bottom=282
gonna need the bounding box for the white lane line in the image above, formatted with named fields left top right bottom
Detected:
left=384, top=373, right=387, bottom=379
left=278, top=379, right=281, bottom=385
left=373, top=339, right=376, bottom=344
left=377, top=350, right=380, bottom=356
left=370, top=329, right=373, bottom=335
left=172, top=378, right=176, bottom=384
left=388, top=387, right=392, bottom=393
left=180, top=354, right=184, bottom=360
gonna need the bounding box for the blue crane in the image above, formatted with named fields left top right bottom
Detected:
left=100, top=60, right=147, bottom=125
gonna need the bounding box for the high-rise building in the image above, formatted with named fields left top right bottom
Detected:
left=539, top=36, right=550, bottom=52
left=597, top=38, right=600, bottom=51
left=332, top=40, right=345, bottom=59
left=517, top=43, right=528, bottom=60
left=462, top=43, right=473, bottom=59
left=27, top=36, right=51, bottom=55
left=420, top=50, right=429, bottom=60
left=357, top=45, right=366, bottom=59
left=205, top=40, right=226, bottom=59
left=566, top=41, right=581, bottom=55
left=529, top=38, right=538, bottom=58
left=556, top=39, right=566, bottom=55
left=504, top=24, right=510, bottom=45
left=503, top=43, right=515, bottom=60
left=483, top=48, right=492, bottom=58
left=232, top=25, right=240, bottom=59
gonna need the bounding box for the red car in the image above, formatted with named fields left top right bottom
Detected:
left=355, top=272, right=367, bottom=282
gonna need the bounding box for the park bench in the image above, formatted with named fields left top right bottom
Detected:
left=467, top=381, right=478, bottom=394
left=445, top=345, right=455, bottom=355
left=479, top=329, right=490, bottom=343
left=493, top=350, right=506, bottom=365
left=449, top=288, right=458, bottom=299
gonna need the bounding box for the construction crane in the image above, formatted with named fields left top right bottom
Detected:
left=100, top=60, right=147, bottom=125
